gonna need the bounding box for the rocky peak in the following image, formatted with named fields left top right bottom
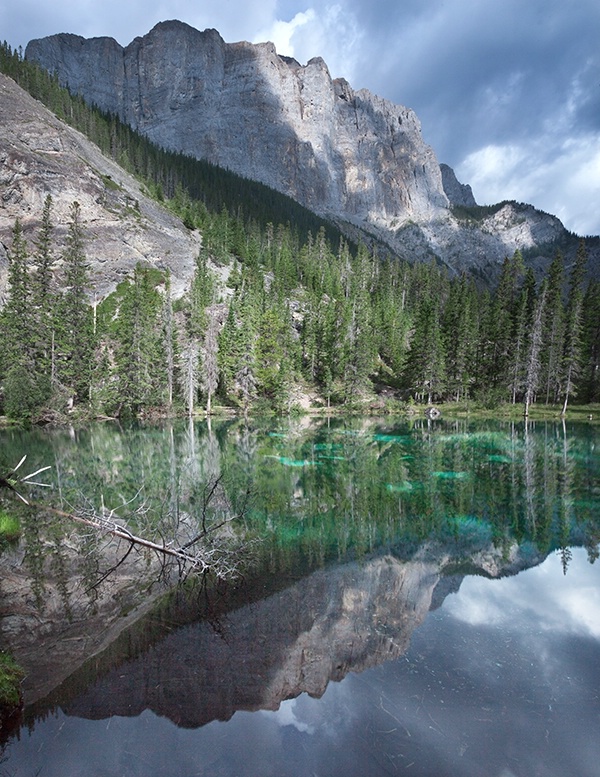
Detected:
left=440, top=163, right=477, bottom=207
left=24, top=22, right=598, bottom=279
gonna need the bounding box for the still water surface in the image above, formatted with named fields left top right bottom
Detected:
left=0, top=417, right=599, bottom=776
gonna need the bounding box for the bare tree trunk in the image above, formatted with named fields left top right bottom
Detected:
left=524, top=284, right=547, bottom=417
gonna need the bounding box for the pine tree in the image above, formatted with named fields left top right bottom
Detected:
left=163, top=270, right=176, bottom=408
left=202, top=308, right=220, bottom=414
left=55, top=201, right=93, bottom=403
left=113, top=264, right=164, bottom=413
left=31, top=194, right=56, bottom=402
left=560, top=240, right=587, bottom=414
left=508, top=268, right=536, bottom=404
left=540, top=251, right=565, bottom=404
left=407, top=296, right=446, bottom=404
left=1, top=219, right=42, bottom=418
left=443, top=274, right=478, bottom=401
left=580, top=280, right=600, bottom=403
left=524, top=281, right=548, bottom=417
left=482, top=251, right=525, bottom=394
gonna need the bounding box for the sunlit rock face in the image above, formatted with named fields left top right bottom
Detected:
left=24, top=21, right=598, bottom=278
left=0, top=73, right=199, bottom=300
left=26, top=22, right=447, bottom=232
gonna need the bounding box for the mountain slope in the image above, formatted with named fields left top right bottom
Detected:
left=0, top=72, right=200, bottom=299
left=25, top=20, right=598, bottom=280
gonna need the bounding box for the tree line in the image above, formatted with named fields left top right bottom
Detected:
left=1, top=194, right=598, bottom=421
left=1, top=41, right=599, bottom=419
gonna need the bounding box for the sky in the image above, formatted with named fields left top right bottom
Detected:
left=2, top=0, right=599, bottom=236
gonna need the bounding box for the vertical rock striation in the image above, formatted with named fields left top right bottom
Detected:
left=26, top=21, right=448, bottom=229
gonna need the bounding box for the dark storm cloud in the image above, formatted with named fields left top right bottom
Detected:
left=335, top=0, right=600, bottom=161
left=1, top=0, right=599, bottom=233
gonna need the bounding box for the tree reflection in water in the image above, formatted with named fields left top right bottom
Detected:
left=0, top=417, right=598, bottom=776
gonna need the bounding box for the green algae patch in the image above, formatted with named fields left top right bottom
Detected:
left=488, top=454, right=512, bottom=463
left=432, top=471, right=470, bottom=480
left=0, top=511, right=20, bottom=544
left=372, top=434, right=411, bottom=443
left=265, top=455, right=314, bottom=467
left=0, top=652, right=24, bottom=710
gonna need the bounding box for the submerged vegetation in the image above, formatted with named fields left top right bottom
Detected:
left=0, top=652, right=24, bottom=722
left=0, top=512, right=20, bottom=545
left=1, top=43, right=599, bottom=422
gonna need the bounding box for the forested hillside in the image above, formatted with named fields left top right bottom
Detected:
left=1, top=43, right=599, bottom=421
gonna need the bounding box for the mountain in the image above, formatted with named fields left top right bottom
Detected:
left=0, top=71, right=199, bottom=300
left=25, top=20, right=597, bottom=280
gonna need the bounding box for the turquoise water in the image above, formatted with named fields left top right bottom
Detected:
left=0, top=417, right=599, bottom=776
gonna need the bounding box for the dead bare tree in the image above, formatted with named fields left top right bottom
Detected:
left=2, top=458, right=255, bottom=584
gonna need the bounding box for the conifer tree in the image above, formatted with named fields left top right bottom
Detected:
left=540, top=251, right=565, bottom=404
left=524, top=281, right=548, bottom=417
left=560, top=240, right=587, bottom=414
left=113, top=264, right=164, bottom=413
left=443, top=274, right=478, bottom=401
left=508, top=268, right=536, bottom=404
left=163, top=270, right=176, bottom=408
left=31, top=194, right=56, bottom=400
left=407, top=296, right=446, bottom=404
left=580, top=280, right=600, bottom=403
left=202, top=308, right=220, bottom=415
left=1, top=220, right=43, bottom=418
left=55, top=201, right=93, bottom=403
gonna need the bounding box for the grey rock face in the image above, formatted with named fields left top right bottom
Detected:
left=440, top=163, right=477, bottom=207
left=27, top=22, right=448, bottom=229
left=26, top=21, right=597, bottom=277
left=0, top=72, right=199, bottom=299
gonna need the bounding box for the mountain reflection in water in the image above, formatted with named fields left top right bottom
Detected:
left=0, top=417, right=599, bottom=776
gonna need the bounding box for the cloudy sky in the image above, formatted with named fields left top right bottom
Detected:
left=2, top=0, right=599, bottom=235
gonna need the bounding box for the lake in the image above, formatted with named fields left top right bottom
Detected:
left=0, top=416, right=599, bottom=776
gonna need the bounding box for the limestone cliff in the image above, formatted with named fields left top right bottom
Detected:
left=26, top=22, right=447, bottom=230
left=26, top=20, right=591, bottom=278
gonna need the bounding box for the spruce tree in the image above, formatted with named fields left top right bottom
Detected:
left=540, top=251, right=565, bottom=404
left=407, top=296, right=446, bottom=404
left=560, top=240, right=587, bottom=414
left=580, top=280, right=600, bottom=403
left=524, top=281, right=548, bottom=417
left=1, top=219, right=42, bottom=418
left=55, top=201, right=93, bottom=403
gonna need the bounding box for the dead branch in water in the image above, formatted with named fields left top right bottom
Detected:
left=2, top=461, right=255, bottom=582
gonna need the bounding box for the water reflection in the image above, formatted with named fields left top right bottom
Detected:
left=4, top=549, right=599, bottom=777
left=0, top=417, right=599, bottom=775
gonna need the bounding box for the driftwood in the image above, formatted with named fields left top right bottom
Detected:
left=1, top=459, right=253, bottom=581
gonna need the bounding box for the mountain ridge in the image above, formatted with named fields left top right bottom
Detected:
left=25, top=20, right=597, bottom=281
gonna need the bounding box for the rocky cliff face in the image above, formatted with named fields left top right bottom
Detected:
left=26, top=22, right=447, bottom=231
left=0, top=72, right=199, bottom=299
left=26, top=20, right=589, bottom=278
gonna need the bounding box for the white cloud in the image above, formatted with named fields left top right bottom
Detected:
left=457, top=133, right=600, bottom=235
left=444, top=548, right=600, bottom=639
left=260, top=697, right=316, bottom=733
left=254, top=10, right=316, bottom=57
left=256, top=4, right=364, bottom=82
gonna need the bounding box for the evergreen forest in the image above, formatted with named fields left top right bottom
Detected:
left=1, top=43, right=599, bottom=422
